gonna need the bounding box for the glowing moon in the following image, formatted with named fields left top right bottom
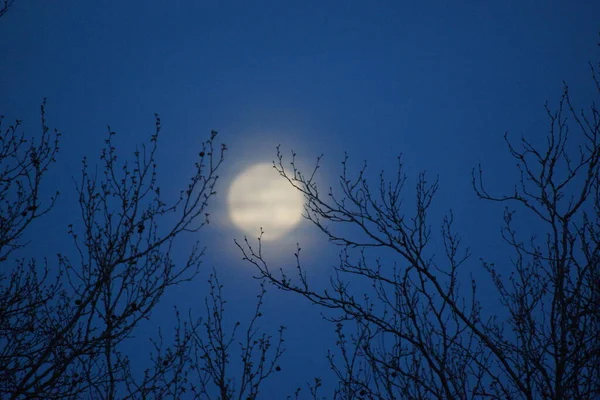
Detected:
left=228, top=163, right=304, bottom=240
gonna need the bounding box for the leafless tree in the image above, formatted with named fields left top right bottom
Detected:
left=0, top=101, right=62, bottom=397
left=0, top=105, right=229, bottom=398
left=238, top=57, right=600, bottom=399
left=187, top=269, right=285, bottom=400
left=1, top=15, right=284, bottom=399
left=117, top=268, right=286, bottom=400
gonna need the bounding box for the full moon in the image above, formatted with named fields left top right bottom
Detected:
left=227, top=163, right=304, bottom=241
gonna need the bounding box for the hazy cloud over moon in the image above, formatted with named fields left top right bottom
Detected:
left=228, top=163, right=304, bottom=241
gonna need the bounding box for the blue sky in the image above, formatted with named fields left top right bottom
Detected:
left=1, top=0, right=599, bottom=397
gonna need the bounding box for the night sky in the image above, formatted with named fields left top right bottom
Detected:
left=1, top=1, right=599, bottom=397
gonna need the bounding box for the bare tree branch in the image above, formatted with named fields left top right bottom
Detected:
left=239, top=54, right=600, bottom=400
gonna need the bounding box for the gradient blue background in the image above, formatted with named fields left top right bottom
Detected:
left=1, top=1, right=599, bottom=397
